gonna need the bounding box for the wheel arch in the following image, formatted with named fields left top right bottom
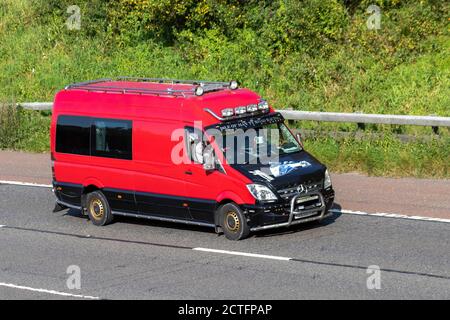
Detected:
left=81, top=179, right=104, bottom=207
left=214, top=191, right=247, bottom=226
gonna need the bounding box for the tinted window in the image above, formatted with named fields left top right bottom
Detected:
left=92, top=119, right=132, bottom=160
left=56, top=116, right=91, bottom=155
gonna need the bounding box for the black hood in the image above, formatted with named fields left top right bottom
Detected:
left=231, top=150, right=326, bottom=190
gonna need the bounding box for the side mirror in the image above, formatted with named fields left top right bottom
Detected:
left=202, top=146, right=215, bottom=171
left=296, top=132, right=304, bottom=148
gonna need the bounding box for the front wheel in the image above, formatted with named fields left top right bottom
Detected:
left=219, top=203, right=250, bottom=241
left=86, top=191, right=113, bottom=226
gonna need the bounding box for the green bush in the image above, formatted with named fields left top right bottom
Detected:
left=253, top=0, right=349, bottom=57
left=107, top=0, right=247, bottom=45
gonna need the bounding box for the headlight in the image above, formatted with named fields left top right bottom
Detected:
left=324, top=169, right=332, bottom=189
left=246, top=184, right=277, bottom=201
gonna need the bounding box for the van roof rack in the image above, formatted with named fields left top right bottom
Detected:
left=65, top=77, right=239, bottom=97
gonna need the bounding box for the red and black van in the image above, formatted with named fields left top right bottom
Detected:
left=51, top=78, right=334, bottom=240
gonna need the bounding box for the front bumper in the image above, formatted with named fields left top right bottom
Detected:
left=243, top=188, right=335, bottom=232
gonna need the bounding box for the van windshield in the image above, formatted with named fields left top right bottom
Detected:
left=212, top=122, right=302, bottom=165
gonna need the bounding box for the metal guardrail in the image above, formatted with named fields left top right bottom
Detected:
left=17, top=102, right=450, bottom=128
left=278, top=110, right=450, bottom=128
left=18, top=102, right=53, bottom=111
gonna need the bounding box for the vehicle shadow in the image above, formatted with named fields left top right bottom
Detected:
left=61, top=203, right=343, bottom=239
left=62, top=208, right=217, bottom=235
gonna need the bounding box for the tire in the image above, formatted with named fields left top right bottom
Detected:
left=219, top=203, right=250, bottom=240
left=86, top=191, right=113, bottom=226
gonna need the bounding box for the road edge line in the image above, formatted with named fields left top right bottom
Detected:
left=333, top=209, right=450, bottom=223
left=0, top=282, right=100, bottom=300
left=0, top=180, right=52, bottom=188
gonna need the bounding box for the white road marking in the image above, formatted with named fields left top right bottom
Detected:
left=0, top=180, right=52, bottom=188
left=0, top=282, right=100, bottom=299
left=332, top=209, right=450, bottom=223
left=0, top=225, right=5, bottom=228
left=193, top=247, right=292, bottom=261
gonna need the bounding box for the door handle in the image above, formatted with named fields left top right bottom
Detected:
left=184, top=170, right=193, bottom=175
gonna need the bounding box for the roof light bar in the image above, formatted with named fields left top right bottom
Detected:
left=217, top=101, right=270, bottom=120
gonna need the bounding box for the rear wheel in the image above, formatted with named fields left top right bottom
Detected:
left=219, top=203, right=250, bottom=240
left=86, top=191, right=113, bottom=226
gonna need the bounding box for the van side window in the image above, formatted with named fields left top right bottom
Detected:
left=92, top=119, right=132, bottom=160
left=185, top=127, right=205, bottom=164
left=56, top=116, right=91, bottom=155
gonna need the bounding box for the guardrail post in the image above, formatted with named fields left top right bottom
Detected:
left=429, top=115, right=439, bottom=135
left=285, top=107, right=295, bottom=128
left=355, top=111, right=365, bottom=131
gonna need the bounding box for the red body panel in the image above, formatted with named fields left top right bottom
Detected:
left=51, top=82, right=262, bottom=206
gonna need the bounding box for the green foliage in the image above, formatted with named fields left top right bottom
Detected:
left=253, top=0, right=349, bottom=57
left=108, top=0, right=252, bottom=44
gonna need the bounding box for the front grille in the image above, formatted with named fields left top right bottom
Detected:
left=277, top=180, right=323, bottom=200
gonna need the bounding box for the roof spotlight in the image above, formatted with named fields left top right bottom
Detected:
left=221, top=108, right=234, bottom=117
left=195, top=86, right=204, bottom=96
left=257, top=100, right=269, bottom=110
left=235, top=106, right=247, bottom=115
left=229, top=80, right=238, bottom=90
left=247, top=104, right=258, bottom=112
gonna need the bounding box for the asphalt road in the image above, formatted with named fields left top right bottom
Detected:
left=0, top=184, right=449, bottom=299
